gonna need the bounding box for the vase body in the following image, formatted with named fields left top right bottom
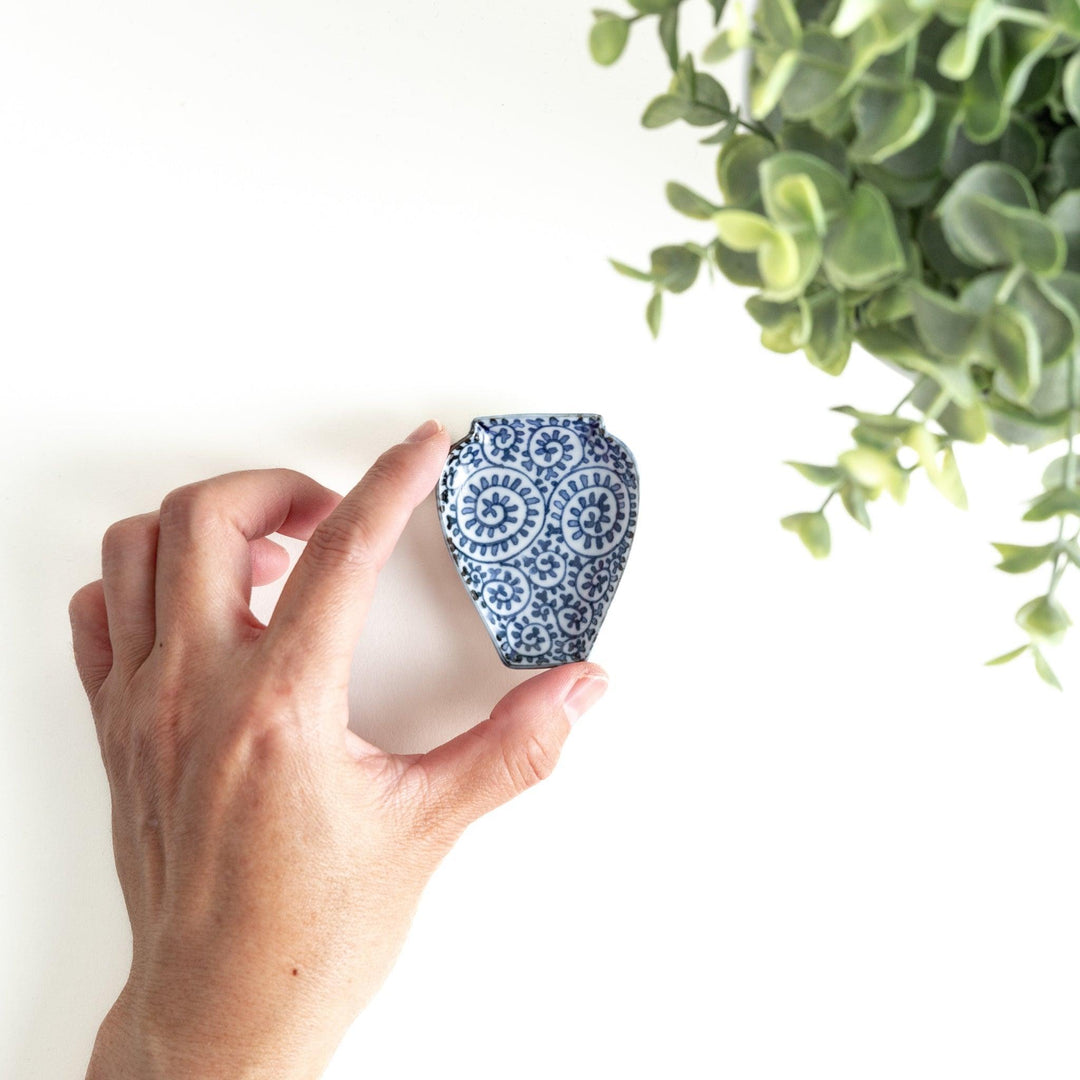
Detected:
left=436, top=413, right=640, bottom=668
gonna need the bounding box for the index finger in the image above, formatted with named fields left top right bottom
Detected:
left=265, top=420, right=451, bottom=680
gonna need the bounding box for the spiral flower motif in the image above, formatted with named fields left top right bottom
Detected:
left=551, top=468, right=631, bottom=557
left=575, top=559, right=612, bottom=604
left=481, top=420, right=523, bottom=465
left=507, top=619, right=553, bottom=658
left=480, top=566, right=530, bottom=617
left=527, top=424, right=584, bottom=478
left=453, top=466, right=543, bottom=562
left=557, top=600, right=593, bottom=637
left=525, top=548, right=567, bottom=588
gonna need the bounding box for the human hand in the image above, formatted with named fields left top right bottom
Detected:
left=69, top=420, right=609, bottom=1080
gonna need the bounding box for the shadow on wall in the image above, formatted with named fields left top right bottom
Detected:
left=11, top=406, right=527, bottom=1075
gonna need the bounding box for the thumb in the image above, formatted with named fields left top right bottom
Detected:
left=415, top=662, right=608, bottom=831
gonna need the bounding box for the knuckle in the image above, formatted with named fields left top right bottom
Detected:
left=305, top=511, right=378, bottom=575
left=159, top=483, right=216, bottom=534
left=101, top=515, right=155, bottom=564
left=504, top=731, right=561, bottom=793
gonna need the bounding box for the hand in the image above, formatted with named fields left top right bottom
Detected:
left=69, top=419, right=609, bottom=1080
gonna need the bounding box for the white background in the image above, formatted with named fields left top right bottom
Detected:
left=2, top=2, right=1079, bottom=1077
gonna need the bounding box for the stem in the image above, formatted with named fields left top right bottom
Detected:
left=818, top=488, right=837, bottom=513
left=890, top=384, right=917, bottom=416
left=1047, top=347, right=1078, bottom=599
left=923, top=389, right=951, bottom=424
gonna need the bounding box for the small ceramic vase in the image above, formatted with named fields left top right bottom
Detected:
left=436, top=414, right=639, bottom=668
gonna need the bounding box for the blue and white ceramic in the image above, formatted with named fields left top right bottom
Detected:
left=436, top=414, right=639, bottom=669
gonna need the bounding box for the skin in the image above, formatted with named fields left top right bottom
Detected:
left=68, top=419, right=609, bottom=1079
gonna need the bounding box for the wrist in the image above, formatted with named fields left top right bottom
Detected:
left=86, top=980, right=334, bottom=1080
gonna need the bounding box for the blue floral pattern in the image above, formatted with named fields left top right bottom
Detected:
left=437, top=414, right=639, bottom=668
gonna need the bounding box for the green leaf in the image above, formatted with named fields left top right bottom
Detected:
left=938, top=0, right=1001, bottom=81
left=938, top=163, right=1065, bottom=274
left=1016, top=595, right=1071, bottom=645
left=666, top=182, right=720, bottom=220
left=839, top=446, right=907, bottom=502
left=832, top=406, right=912, bottom=435
left=649, top=245, right=701, bottom=293
left=714, top=211, right=802, bottom=293
left=785, top=461, right=842, bottom=485
left=589, top=13, right=631, bottom=66
left=781, top=511, right=831, bottom=557
left=991, top=542, right=1057, bottom=573
left=908, top=283, right=983, bottom=359
left=985, top=643, right=1029, bottom=666
left=627, top=0, right=676, bottom=12
left=609, top=259, right=653, bottom=283
left=804, top=288, right=851, bottom=373
left=1032, top=647, right=1063, bottom=690
left=1048, top=192, right=1080, bottom=275
left=840, top=481, right=872, bottom=528
left=988, top=304, right=1041, bottom=404
left=746, top=296, right=812, bottom=352
left=850, top=81, right=935, bottom=163
left=780, top=28, right=851, bottom=121
left=1041, top=455, right=1078, bottom=491
left=642, top=94, right=689, bottom=128
left=759, top=152, right=850, bottom=219
left=646, top=291, right=663, bottom=338
left=750, top=50, right=801, bottom=119
left=716, top=134, right=775, bottom=206
left=658, top=5, right=679, bottom=70
left=755, top=0, right=802, bottom=48
left=1064, top=51, right=1080, bottom=126
left=1022, top=487, right=1080, bottom=522
left=934, top=445, right=968, bottom=509
left=822, top=184, right=907, bottom=290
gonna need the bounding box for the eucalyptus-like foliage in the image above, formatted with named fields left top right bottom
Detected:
left=591, top=0, right=1080, bottom=686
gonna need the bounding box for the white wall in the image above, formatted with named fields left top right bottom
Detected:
left=2, top=2, right=1079, bottom=1077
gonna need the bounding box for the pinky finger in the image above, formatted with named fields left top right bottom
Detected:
left=69, top=581, right=113, bottom=703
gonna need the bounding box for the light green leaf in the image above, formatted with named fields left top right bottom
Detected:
left=1063, top=51, right=1080, bottom=126
left=840, top=481, right=872, bottom=528
left=785, top=461, right=842, bottom=485
left=609, top=259, right=653, bottom=283
left=589, top=14, right=631, bottom=66
left=1016, top=595, right=1071, bottom=644
left=781, top=511, right=831, bottom=557
left=666, top=182, right=720, bottom=220
left=746, top=296, right=812, bottom=352
left=991, top=542, right=1057, bottom=573
left=646, top=291, right=662, bottom=338
left=1022, top=487, right=1080, bottom=521
left=985, top=643, right=1029, bottom=666
left=642, top=94, right=689, bottom=128
left=839, top=446, right=907, bottom=502
left=1032, top=647, right=1063, bottom=690
left=658, top=5, right=679, bottom=69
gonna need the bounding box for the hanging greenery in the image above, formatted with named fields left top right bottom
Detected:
left=591, top=0, right=1080, bottom=685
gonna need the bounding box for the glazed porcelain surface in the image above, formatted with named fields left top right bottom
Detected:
left=436, top=414, right=640, bottom=668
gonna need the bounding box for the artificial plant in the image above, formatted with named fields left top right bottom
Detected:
left=591, top=0, right=1080, bottom=685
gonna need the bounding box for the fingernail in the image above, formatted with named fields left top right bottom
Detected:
left=563, top=674, right=608, bottom=726
left=405, top=419, right=443, bottom=443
